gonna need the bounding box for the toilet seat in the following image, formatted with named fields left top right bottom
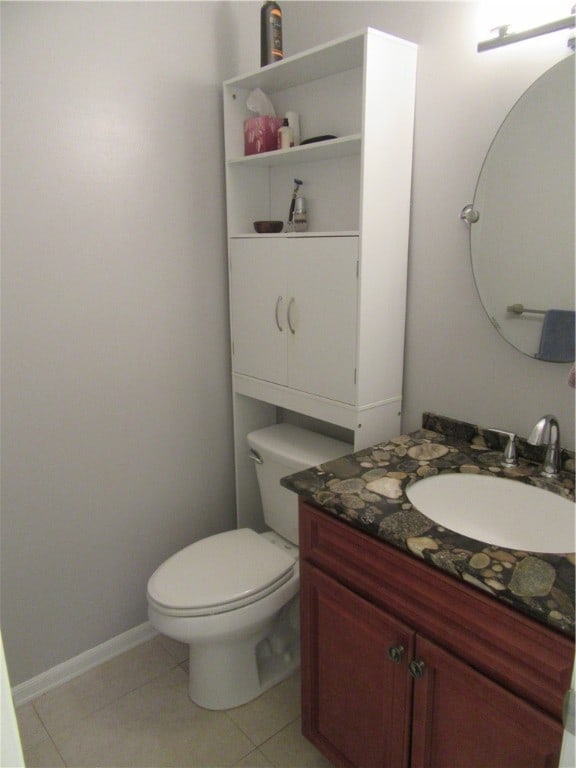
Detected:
left=147, top=529, right=296, bottom=618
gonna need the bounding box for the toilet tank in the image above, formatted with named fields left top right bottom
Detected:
left=247, top=424, right=352, bottom=544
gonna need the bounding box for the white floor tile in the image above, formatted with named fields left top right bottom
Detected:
left=233, top=748, right=275, bottom=767
left=15, top=702, right=50, bottom=749
left=19, top=638, right=330, bottom=767
left=260, top=719, right=333, bottom=768
left=21, top=737, right=66, bottom=768
left=52, top=666, right=254, bottom=767
left=33, top=637, right=177, bottom=739
left=226, top=672, right=300, bottom=746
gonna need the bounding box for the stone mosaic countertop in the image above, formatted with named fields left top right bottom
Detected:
left=282, top=413, right=575, bottom=637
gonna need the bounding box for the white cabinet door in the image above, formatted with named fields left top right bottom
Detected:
left=229, top=238, right=287, bottom=385
left=230, top=236, right=358, bottom=404
left=286, top=238, right=358, bottom=404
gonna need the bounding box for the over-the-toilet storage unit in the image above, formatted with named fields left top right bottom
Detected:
left=223, top=28, right=417, bottom=531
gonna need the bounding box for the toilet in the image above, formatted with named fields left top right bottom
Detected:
left=146, top=423, right=351, bottom=710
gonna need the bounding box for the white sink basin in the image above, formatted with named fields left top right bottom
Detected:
left=406, top=473, right=575, bottom=553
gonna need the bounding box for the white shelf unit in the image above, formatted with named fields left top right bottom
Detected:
left=223, top=28, right=417, bottom=530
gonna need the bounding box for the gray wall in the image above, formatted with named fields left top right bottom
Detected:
left=2, top=1, right=574, bottom=686
left=0, top=1, right=250, bottom=685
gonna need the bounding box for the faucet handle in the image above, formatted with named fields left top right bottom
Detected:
left=490, top=429, right=518, bottom=467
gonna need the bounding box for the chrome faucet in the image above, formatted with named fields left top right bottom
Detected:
left=528, top=415, right=562, bottom=477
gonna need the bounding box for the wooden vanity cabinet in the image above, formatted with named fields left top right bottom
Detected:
left=302, top=563, right=413, bottom=767
left=300, top=501, right=574, bottom=768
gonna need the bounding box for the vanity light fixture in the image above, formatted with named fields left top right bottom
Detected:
left=478, top=6, right=575, bottom=52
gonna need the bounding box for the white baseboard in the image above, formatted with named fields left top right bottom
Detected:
left=11, top=622, right=158, bottom=708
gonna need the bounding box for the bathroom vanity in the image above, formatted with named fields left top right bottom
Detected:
left=283, top=414, right=575, bottom=768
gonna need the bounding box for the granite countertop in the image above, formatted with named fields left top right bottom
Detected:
left=281, top=413, right=575, bottom=637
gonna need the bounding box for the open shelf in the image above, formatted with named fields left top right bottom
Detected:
left=224, top=30, right=366, bottom=94
left=226, top=134, right=362, bottom=168
left=230, top=231, right=360, bottom=239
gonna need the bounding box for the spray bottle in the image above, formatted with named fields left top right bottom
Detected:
left=261, top=2, right=283, bottom=66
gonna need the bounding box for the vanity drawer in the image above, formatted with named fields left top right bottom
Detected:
left=299, top=500, right=574, bottom=721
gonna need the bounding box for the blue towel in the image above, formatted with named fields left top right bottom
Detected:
left=536, top=310, right=575, bottom=362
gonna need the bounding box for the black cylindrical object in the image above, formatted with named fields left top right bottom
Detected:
left=260, top=2, right=283, bottom=67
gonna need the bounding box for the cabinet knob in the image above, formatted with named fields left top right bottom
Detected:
left=388, top=646, right=405, bottom=664
left=409, top=660, right=425, bottom=679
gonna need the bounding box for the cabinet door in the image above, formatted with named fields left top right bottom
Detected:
left=286, top=237, right=358, bottom=404
left=229, top=238, right=287, bottom=385
left=411, top=635, right=563, bottom=768
left=301, top=562, right=414, bottom=768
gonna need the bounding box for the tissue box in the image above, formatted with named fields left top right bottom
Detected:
left=244, top=117, right=284, bottom=155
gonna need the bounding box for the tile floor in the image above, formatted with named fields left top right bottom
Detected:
left=16, top=635, right=332, bottom=768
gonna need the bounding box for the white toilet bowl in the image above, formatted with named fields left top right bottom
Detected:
left=146, top=424, right=352, bottom=710
left=147, top=528, right=300, bottom=710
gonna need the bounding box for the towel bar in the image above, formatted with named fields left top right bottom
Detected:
left=506, top=303, right=546, bottom=316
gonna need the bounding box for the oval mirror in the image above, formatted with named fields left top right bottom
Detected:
left=470, top=55, right=575, bottom=361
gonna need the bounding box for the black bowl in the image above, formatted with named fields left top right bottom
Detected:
left=253, top=220, right=284, bottom=234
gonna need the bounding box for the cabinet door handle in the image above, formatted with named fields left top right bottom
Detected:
left=409, top=660, right=425, bottom=679
left=275, top=296, right=284, bottom=332
left=387, top=646, right=405, bottom=664
left=287, top=297, right=296, bottom=334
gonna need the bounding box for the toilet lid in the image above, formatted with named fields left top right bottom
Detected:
left=147, top=529, right=296, bottom=616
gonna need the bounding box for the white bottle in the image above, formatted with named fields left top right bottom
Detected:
left=278, top=118, right=293, bottom=150
left=285, top=111, right=300, bottom=146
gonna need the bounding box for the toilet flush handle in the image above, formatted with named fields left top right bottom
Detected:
left=248, top=449, right=263, bottom=465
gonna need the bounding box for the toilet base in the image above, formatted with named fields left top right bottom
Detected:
left=188, top=597, right=300, bottom=710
